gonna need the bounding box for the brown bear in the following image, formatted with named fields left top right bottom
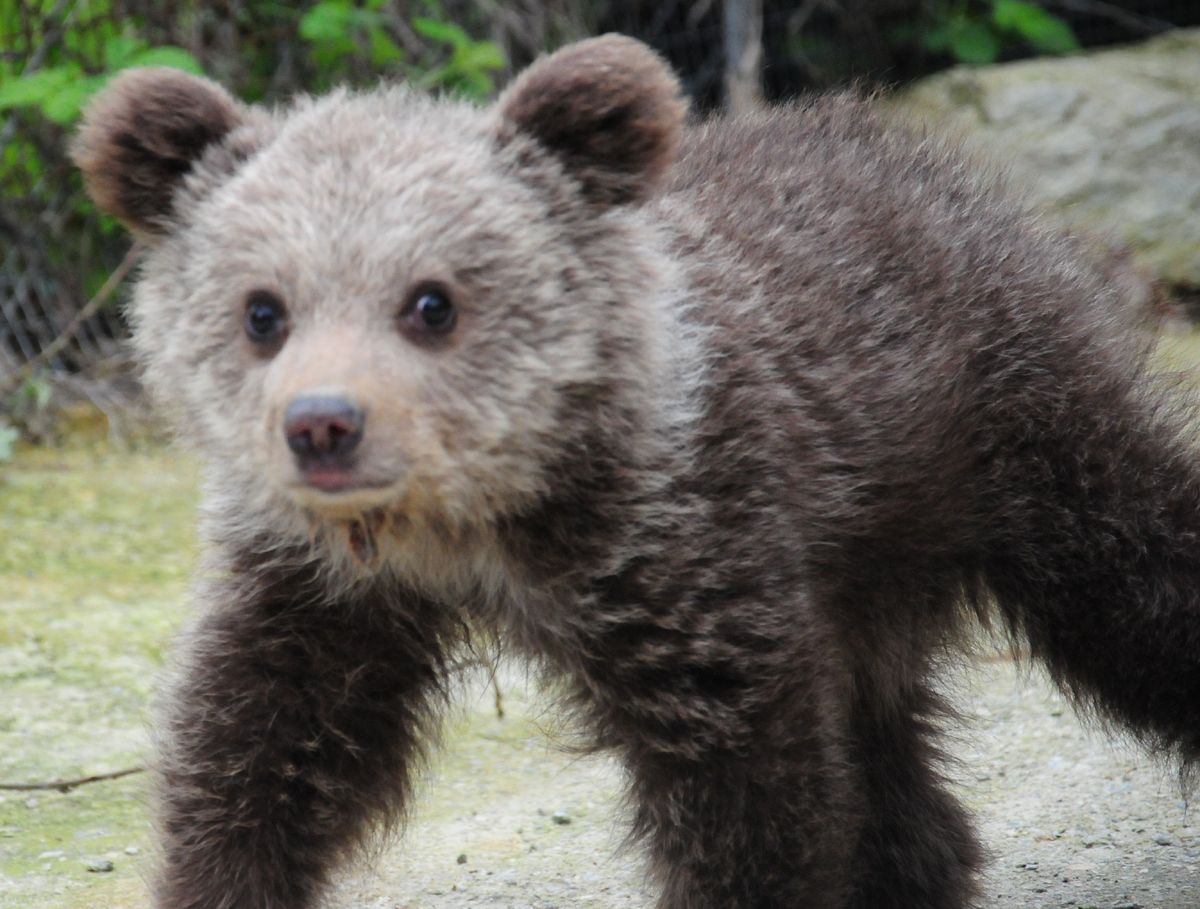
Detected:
left=74, top=34, right=1200, bottom=909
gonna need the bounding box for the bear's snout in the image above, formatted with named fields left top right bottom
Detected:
left=284, top=395, right=365, bottom=468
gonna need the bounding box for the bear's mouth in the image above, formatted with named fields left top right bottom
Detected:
left=299, top=465, right=381, bottom=494
left=286, top=468, right=402, bottom=514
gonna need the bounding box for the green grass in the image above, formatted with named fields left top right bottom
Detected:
left=0, top=443, right=199, bottom=909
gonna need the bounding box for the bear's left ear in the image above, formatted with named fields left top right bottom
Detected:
left=73, top=67, right=245, bottom=236
left=495, top=35, right=687, bottom=207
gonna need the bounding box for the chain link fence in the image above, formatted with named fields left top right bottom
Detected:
left=3, top=0, right=1198, bottom=428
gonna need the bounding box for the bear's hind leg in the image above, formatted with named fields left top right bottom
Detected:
left=847, top=682, right=984, bottom=909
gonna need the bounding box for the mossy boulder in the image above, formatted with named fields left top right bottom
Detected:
left=898, top=29, right=1200, bottom=289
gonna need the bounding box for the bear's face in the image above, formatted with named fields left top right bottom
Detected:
left=135, top=95, right=602, bottom=530
left=75, top=37, right=686, bottom=544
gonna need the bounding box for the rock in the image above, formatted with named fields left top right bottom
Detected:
left=551, top=810, right=572, bottom=826
left=83, top=858, right=114, bottom=873
left=897, top=29, right=1200, bottom=289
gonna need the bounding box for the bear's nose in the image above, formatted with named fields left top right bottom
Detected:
left=284, top=396, right=365, bottom=462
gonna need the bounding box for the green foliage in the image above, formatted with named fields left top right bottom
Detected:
left=991, top=0, right=1079, bottom=53
left=411, top=15, right=504, bottom=98
left=296, top=1, right=504, bottom=99
left=0, top=0, right=508, bottom=140
left=1, top=2, right=506, bottom=124
left=0, top=3, right=202, bottom=125
left=921, top=0, right=1080, bottom=66
left=299, top=0, right=404, bottom=82
left=0, top=2, right=206, bottom=387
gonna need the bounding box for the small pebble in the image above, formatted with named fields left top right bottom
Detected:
left=124, top=845, right=140, bottom=855
left=551, top=810, right=572, bottom=825
left=84, top=859, right=114, bottom=873
left=456, top=853, right=468, bottom=865
left=1153, top=833, right=1174, bottom=846
left=37, top=850, right=64, bottom=860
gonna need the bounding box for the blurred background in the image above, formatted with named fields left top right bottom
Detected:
left=2, top=0, right=1200, bottom=451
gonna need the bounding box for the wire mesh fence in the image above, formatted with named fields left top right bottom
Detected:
left=3, top=0, right=1198, bottom=423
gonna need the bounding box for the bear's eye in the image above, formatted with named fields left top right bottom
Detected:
left=401, top=283, right=457, bottom=338
left=244, top=289, right=288, bottom=349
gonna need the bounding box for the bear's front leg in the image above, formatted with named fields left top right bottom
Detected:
left=153, top=551, right=455, bottom=909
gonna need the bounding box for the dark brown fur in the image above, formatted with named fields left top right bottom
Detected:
left=73, top=67, right=243, bottom=234
left=496, top=34, right=687, bottom=206
left=77, top=38, right=1200, bottom=909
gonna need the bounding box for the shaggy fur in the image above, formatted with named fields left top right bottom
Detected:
left=76, top=35, right=1200, bottom=909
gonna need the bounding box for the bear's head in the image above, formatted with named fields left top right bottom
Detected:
left=74, top=37, right=688, bottom=563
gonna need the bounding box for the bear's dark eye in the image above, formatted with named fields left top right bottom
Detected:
left=244, top=289, right=288, bottom=350
left=402, top=283, right=457, bottom=337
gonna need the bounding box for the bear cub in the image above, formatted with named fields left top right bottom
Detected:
left=75, top=34, right=1200, bottom=909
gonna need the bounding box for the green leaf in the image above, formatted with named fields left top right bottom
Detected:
left=456, top=70, right=494, bottom=100
left=452, top=40, right=504, bottom=73
left=125, top=46, right=204, bottom=74
left=991, top=0, right=1080, bottom=53
left=948, top=20, right=1002, bottom=65
left=300, top=1, right=356, bottom=43
left=102, top=34, right=142, bottom=69
left=412, top=16, right=471, bottom=49
left=97, top=211, right=123, bottom=236
left=0, top=67, right=74, bottom=110
left=40, top=74, right=108, bottom=124
left=368, top=28, right=404, bottom=67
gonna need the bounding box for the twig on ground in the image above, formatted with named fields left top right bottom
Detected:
left=0, top=766, right=144, bottom=794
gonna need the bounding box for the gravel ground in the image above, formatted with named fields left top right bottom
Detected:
left=953, top=656, right=1200, bottom=909
left=325, top=654, right=1200, bottom=909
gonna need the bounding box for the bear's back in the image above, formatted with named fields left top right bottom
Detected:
left=654, top=96, right=1141, bottom=585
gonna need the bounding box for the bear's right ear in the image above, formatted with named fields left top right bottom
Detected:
left=73, top=67, right=244, bottom=236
